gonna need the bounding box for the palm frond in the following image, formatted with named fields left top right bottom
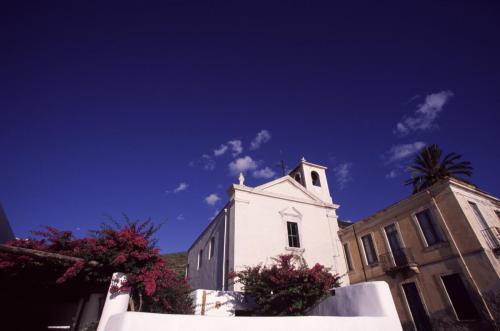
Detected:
left=404, top=144, right=473, bottom=194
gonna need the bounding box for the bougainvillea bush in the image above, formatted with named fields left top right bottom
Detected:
left=230, top=254, right=341, bottom=316
left=0, top=219, right=193, bottom=314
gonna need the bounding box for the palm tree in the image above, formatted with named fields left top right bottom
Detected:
left=405, top=144, right=473, bottom=193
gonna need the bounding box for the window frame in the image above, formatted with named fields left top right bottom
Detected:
left=279, top=207, right=305, bottom=252
left=360, top=233, right=379, bottom=266
left=382, top=221, right=406, bottom=252
left=381, top=222, right=407, bottom=267
left=411, top=207, right=445, bottom=248
left=468, top=201, right=489, bottom=230
left=287, top=221, right=301, bottom=248
left=343, top=242, right=354, bottom=272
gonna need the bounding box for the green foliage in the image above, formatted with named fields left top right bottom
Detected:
left=405, top=144, right=473, bottom=193
left=230, top=254, right=340, bottom=316
left=161, top=251, right=188, bottom=277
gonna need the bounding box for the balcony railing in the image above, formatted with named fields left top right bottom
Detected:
left=481, top=227, right=500, bottom=253
left=380, top=248, right=419, bottom=276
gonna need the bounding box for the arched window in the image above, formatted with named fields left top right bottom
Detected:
left=197, top=249, right=203, bottom=269
left=311, top=171, right=321, bottom=187
left=294, top=173, right=302, bottom=185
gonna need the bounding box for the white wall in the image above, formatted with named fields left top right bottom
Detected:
left=190, top=289, right=253, bottom=316
left=105, top=313, right=402, bottom=331
left=102, top=282, right=402, bottom=331
left=307, top=282, right=399, bottom=318
left=231, top=183, right=348, bottom=290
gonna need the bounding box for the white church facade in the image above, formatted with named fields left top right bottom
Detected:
left=187, top=158, right=349, bottom=291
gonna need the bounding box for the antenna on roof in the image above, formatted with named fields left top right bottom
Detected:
left=276, top=160, right=286, bottom=177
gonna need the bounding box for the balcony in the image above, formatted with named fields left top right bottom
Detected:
left=380, top=248, right=419, bottom=278
left=481, top=227, right=500, bottom=254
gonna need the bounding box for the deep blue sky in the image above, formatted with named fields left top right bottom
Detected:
left=2, top=1, right=499, bottom=253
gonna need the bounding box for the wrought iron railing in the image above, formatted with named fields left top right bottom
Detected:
left=481, top=227, right=500, bottom=251
left=380, top=247, right=417, bottom=273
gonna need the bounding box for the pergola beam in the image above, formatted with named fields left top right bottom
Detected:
left=0, top=244, right=100, bottom=267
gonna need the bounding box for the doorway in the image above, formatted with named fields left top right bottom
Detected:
left=402, top=282, right=432, bottom=331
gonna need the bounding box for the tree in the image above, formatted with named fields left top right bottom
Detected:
left=229, top=254, right=340, bottom=316
left=0, top=218, right=193, bottom=314
left=405, top=144, right=473, bottom=194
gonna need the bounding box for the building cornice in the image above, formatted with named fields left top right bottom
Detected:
left=229, top=183, right=339, bottom=209
left=339, top=178, right=499, bottom=234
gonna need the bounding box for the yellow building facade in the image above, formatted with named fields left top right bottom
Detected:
left=339, top=178, right=499, bottom=331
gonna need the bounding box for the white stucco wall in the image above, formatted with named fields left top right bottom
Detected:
left=102, top=282, right=402, bottom=331
left=190, top=282, right=397, bottom=318
left=190, top=289, right=254, bottom=316
left=307, top=282, right=399, bottom=318
left=105, top=313, right=402, bottom=331
left=97, top=273, right=130, bottom=331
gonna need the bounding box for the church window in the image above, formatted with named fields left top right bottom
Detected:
left=311, top=171, right=321, bottom=187
left=197, top=249, right=203, bottom=269
left=287, top=222, right=301, bottom=248
left=209, top=237, right=215, bottom=259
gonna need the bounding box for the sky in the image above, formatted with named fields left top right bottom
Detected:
left=1, top=1, right=500, bottom=253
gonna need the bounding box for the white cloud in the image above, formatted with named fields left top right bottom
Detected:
left=252, top=167, right=276, bottom=179
left=213, top=144, right=228, bottom=156
left=386, top=142, right=426, bottom=163
left=395, top=90, right=453, bottom=135
left=250, top=130, right=271, bottom=150
left=227, top=140, right=243, bottom=157
left=173, top=182, right=189, bottom=193
left=385, top=170, right=398, bottom=179
left=201, top=154, right=216, bottom=170
left=205, top=193, right=221, bottom=206
left=228, top=156, right=258, bottom=176
left=333, top=163, right=353, bottom=190
left=176, top=214, right=185, bottom=221
left=213, top=139, right=243, bottom=157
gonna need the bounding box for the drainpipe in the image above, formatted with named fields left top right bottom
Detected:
left=352, top=223, right=368, bottom=282
left=427, top=189, right=494, bottom=322
left=221, top=208, right=228, bottom=291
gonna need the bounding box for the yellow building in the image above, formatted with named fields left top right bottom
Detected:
left=339, top=178, right=499, bottom=331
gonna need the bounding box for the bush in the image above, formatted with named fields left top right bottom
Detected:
left=230, top=254, right=340, bottom=315
left=0, top=218, right=193, bottom=314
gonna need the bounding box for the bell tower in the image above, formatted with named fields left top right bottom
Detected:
left=289, top=157, right=333, bottom=204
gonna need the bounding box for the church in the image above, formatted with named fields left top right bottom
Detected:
left=187, top=158, right=349, bottom=291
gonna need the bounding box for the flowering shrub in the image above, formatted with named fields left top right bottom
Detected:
left=0, top=219, right=193, bottom=314
left=230, top=254, right=340, bottom=316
